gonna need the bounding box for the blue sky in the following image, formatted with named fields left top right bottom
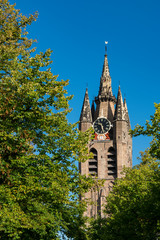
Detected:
left=10, top=0, right=160, bottom=166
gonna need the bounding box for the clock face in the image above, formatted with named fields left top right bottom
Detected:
left=93, top=117, right=111, bottom=134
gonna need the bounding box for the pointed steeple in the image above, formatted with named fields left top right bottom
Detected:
left=80, top=88, right=92, bottom=123
left=123, top=98, right=131, bottom=128
left=123, top=98, right=128, bottom=117
left=114, top=86, right=124, bottom=120
left=98, top=52, right=113, bottom=97
left=95, top=46, right=116, bottom=120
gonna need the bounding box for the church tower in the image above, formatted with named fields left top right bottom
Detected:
left=79, top=46, right=132, bottom=218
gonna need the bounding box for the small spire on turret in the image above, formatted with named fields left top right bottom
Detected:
left=80, top=88, right=92, bottom=123
left=114, top=85, right=124, bottom=120
left=123, top=98, right=131, bottom=128
left=123, top=97, right=127, bottom=109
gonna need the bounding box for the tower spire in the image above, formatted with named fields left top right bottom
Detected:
left=98, top=42, right=113, bottom=97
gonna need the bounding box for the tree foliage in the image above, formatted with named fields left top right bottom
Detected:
left=0, top=1, right=94, bottom=239
left=88, top=104, right=160, bottom=240
left=131, top=103, right=160, bottom=160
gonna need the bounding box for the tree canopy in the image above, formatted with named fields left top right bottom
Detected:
left=131, top=103, right=160, bottom=160
left=0, top=1, right=94, bottom=239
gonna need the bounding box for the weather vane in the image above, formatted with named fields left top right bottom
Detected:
left=105, top=41, right=108, bottom=55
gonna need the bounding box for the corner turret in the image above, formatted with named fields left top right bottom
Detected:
left=113, top=86, right=132, bottom=177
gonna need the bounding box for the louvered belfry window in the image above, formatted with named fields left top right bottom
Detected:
left=107, top=147, right=116, bottom=176
left=89, top=148, right=98, bottom=176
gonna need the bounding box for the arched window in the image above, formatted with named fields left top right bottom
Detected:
left=89, top=148, right=98, bottom=176
left=107, top=147, right=116, bottom=176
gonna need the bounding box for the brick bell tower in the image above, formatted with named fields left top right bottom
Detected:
left=79, top=45, right=132, bottom=218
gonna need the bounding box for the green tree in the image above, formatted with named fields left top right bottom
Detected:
left=0, top=1, right=93, bottom=239
left=88, top=104, right=160, bottom=240
left=131, top=103, right=160, bottom=160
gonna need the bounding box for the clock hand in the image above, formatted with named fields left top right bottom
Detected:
left=98, top=123, right=104, bottom=132
left=101, top=124, right=104, bottom=132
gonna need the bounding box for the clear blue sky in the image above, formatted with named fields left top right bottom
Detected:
left=10, top=0, right=160, bottom=166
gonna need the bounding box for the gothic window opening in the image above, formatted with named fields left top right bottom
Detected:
left=89, top=148, right=98, bottom=176
left=107, top=147, right=116, bottom=176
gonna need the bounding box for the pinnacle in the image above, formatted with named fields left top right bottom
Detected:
left=80, top=88, right=92, bottom=123
left=123, top=97, right=131, bottom=128
left=114, top=86, right=124, bottom=120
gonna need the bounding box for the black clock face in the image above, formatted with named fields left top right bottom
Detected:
left=93, top=117, right=111, bottom=134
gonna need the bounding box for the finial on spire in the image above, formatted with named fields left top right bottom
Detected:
left=105, top=41, right=108, bottom=55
